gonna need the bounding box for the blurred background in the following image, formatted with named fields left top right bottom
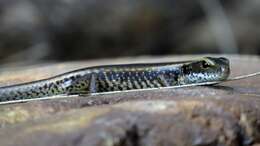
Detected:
left=0, top=0, right=259, bottom=65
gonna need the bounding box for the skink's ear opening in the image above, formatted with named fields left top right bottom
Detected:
left=182, top=64, right=190, bottom=74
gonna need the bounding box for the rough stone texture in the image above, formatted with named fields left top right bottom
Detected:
left=0, top=55, right=260, bottom=146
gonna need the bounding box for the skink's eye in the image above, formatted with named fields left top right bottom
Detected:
left=202, top=61, right=211, bottom=68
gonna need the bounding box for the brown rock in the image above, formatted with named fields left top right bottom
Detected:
left=0, top=55, right=260, bottom=146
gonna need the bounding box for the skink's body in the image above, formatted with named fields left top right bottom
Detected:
left=0, top=57, right=230, bottom=102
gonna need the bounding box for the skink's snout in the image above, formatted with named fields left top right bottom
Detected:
left=218, top=57, right=229, bottom=65
left=216, top=57, right=230, bottom=80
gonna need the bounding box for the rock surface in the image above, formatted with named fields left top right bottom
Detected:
left=0, top=55, right=260, bottom=146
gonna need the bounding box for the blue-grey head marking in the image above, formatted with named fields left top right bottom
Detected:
left=179, top=57, right=230, bottom=85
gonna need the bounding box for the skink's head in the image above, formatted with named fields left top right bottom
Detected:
left=179, top=57, right=230, bottom=84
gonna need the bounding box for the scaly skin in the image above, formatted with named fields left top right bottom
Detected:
left=0, top=57, right=230, bottom=102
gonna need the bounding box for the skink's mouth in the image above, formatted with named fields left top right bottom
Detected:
left=205, top=57, right=230, bottom=81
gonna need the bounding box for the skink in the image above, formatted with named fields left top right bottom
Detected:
left=0, top=57, right=230, bottom=102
